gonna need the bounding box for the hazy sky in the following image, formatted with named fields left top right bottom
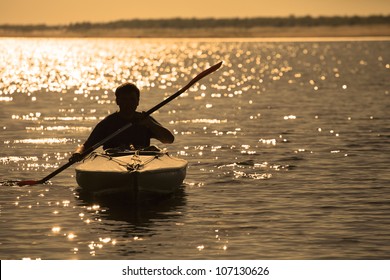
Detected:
left=1, top=0, right=389, bottom=25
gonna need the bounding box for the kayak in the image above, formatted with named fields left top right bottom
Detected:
left=75, top=147, right=187, bottom=195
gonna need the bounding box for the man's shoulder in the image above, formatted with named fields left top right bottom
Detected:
left=94, top=112, right=120, bottom=128
left=102, top=112, right=120, bottom=121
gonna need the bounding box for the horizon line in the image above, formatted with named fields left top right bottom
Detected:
left=1, top=14, right=389, bottom=27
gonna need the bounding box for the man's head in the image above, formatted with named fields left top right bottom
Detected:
left=115, top=82, right=140, bottom=99
left=115, top=83, right=140, bottom=113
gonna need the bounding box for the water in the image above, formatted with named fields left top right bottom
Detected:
left=0, top=38, right=389, bottom=260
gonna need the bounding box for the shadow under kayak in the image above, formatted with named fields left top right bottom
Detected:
left=75, top=148, right=188, bottom=195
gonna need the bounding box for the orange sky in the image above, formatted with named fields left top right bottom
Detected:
left=1, top=0, right=389, bottom=25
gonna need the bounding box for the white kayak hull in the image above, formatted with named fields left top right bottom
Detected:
left=75, top=149, right=187, bottom=195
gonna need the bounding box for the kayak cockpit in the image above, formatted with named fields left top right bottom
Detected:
left=75, top=146, right=187, bottom=196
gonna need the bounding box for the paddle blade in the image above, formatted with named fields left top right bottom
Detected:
left=16, top=180, right=40, bottom=186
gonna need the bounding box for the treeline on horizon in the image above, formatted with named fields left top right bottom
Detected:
left=1, top=15, right=389, bottom=31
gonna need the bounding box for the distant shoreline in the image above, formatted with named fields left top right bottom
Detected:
left=1, top=25, right=389, bottom=38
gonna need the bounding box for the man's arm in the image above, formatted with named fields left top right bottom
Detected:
left=69, top=144, right=85, bottom=162
left=142, top=116, right=174, bottom=144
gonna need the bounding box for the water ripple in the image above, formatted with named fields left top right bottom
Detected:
left=1, top=38, right=389, bottom=259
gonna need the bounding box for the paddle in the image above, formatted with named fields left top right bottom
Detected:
left=16, top=61, right=223, bottom=186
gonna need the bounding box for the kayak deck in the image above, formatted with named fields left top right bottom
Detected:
left=75, top=148, right=187, bottom=195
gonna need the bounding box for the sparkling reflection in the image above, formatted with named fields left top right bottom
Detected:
left=1, top=38, right=389, bottom=260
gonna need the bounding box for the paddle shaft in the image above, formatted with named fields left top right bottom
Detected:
left=145, top=62, right=222, bottom=115
left=17, top=61, right=223, bottom=186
